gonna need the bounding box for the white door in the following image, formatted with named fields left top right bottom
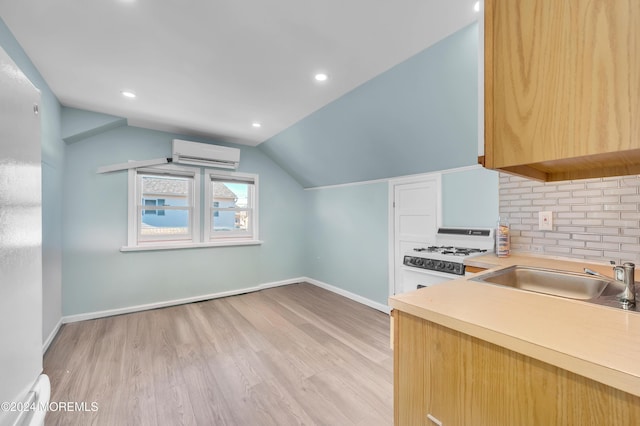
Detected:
left=391, top=175, right=440, bottom=295
left=0, top=46, right=43, bottom=426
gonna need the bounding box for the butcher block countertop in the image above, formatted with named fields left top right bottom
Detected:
left=389, top=253, right=640, bottom=397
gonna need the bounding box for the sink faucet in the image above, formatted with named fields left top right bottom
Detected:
left=618, top=262, right=636, bottom=307
left=585, top=262, right=635, bottom=307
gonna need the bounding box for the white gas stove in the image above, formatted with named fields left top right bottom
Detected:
left=400, top=228, right=494, bottom=292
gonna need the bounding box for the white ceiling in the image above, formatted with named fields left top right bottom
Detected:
left=0, top=0, right=478, bottom=146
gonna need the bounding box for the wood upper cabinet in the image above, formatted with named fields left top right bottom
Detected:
left=483, top=0, right=640, bottom=181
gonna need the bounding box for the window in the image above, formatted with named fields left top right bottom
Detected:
left=204, top=171, right=258, bottom=241
left=142, top=198, right=166, bottom=216
left=128, top=165, right=200, bottom=246
left=124, top=165, right=260, bottom=251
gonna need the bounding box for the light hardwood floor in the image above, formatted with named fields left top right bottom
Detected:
left=44, top=283, right=393, bottom=425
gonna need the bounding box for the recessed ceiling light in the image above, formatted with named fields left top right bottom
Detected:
left=314, top=73, right=328, bottom=82
left=474, top=1, right=480, bottom=12
left=121, top=90, right=136, bottom=98
left=252, top=122, right=262, bottom=128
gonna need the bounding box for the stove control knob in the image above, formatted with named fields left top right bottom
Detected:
left=415, top=258, right=424, bottom=266
left=426, top=260, right=434, bottom=268
left=446, top=263, right=454, bottom=270
left=437, top=261, right=445, bottom=270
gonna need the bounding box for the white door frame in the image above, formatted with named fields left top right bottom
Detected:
left=388, top=172, right=442, bottom=298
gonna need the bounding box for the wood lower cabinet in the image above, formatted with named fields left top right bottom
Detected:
left=483, top=0, right=640, bottom=181
left=393, top=310, right=640, bottom=425
left=464, top=266, right=487, bottom=274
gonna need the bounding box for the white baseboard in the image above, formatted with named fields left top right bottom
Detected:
left=62, top=277, right=303, bottom=324
left=42, top=318, right=63, bottom=354
left=303, top=277, right=391, bottom=314
left=60, top=277, right=391, bottom=325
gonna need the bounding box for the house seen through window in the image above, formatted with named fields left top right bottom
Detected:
left=205, top=171, right=257, bottom=241
left=139, top=174, right=193, bottom=242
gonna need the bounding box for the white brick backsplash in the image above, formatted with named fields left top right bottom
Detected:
left=499, top=173, right=640, bottom=262
left=557, top=212, right=586, bottom=219
left=532, top=199, right=560, bottom=206
left=511, top=199, right=533, bottom=206
left=621, top=212, right=640, bottom=220
left=570, top=219, right=603, bottom=226
left=543, top=191, right=572, bottom=199
left=558, top=197, right=587, bottom=205
left=556, top=226, right=587, bottom=233
left=586, top=242, right=621, bottom=251
left=604, top=252, right=640, bottom=262
left=510, top=212, right=533, bottom=218
left=554, top=218, right=576, bottom=226
left=549, top=232, right=571, bottom=240
left=532, top=185, right=560, bottom=193
left=586, top=211, right=620, bottom=219
left=516, top=237, right=533, bottom=244
left=604, top=187, right=637, bottom=196
left=520, top=230, right=546, bottom=238
left=603, top=204, right=638, bottom=211
left=571, top=204, right=603, bottom=212
left=519, top=192, right=545, bottom=200
left=571, top=248, right=604, bottom=257
left=603, top=219, right=640, bottom=228
left=571, top=234, right=602, bottom=242
left=500, top=194, right=526, bottom=201
left=557, top=183, right=586, bottom=191
left=603, top=235, right=639, bottom=244
left=557, top=239, right=586, bottom=248
left=585, top=227, right=620, bottom=235
left=587, top=196, right=621, bottom=204
left=544, top=246, right=572, bottom=254
left=586, top=180, right=619, bottom=189
left=573, top=189, right=603, bottom=197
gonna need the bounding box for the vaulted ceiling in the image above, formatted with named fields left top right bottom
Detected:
left=0, top=0, right=479, bottom=146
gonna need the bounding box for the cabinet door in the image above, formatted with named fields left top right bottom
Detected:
left=394, top=311, right=466, bottom=425
left=485, top=0, right=640, bottom=178
left=424, top=321, right=466, bottom=425
left=394, top=311, right=427, bottom=425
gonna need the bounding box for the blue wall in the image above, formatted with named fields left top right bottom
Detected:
left=62, top=125, right=307, bottom=316
left=259, top=23, right=479, bottom=188
left=1, top=17, right=493, bottom=321
left=0, top=18, right=64, bottom=345
left=441, top=166, right=499, bottom=228
left=305, top=182, right=389, bottom=305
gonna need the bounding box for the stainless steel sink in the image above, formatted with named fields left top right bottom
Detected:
left=471, top=265, right=639, bottom=312
left=471, top=266, right=613, bottom=300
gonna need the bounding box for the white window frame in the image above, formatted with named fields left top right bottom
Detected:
left=204, top=170, right=259, bottom=242
left=121, top=164, right=262, bottom=252
left=126, top=164, right=201, bottom=248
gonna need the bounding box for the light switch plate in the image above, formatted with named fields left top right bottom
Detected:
left=539, top=211, right=553, bottom=230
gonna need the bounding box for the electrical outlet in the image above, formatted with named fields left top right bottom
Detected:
left=539, top=211, right=553, bottom=231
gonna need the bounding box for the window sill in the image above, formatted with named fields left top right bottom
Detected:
left=120, top=240, right=263, bottom=252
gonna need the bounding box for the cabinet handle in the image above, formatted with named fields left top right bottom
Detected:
left=427, top=413, right=443, bottom=425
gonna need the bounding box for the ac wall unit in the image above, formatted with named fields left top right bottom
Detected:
left=172, top=139, right=240, bottom=169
